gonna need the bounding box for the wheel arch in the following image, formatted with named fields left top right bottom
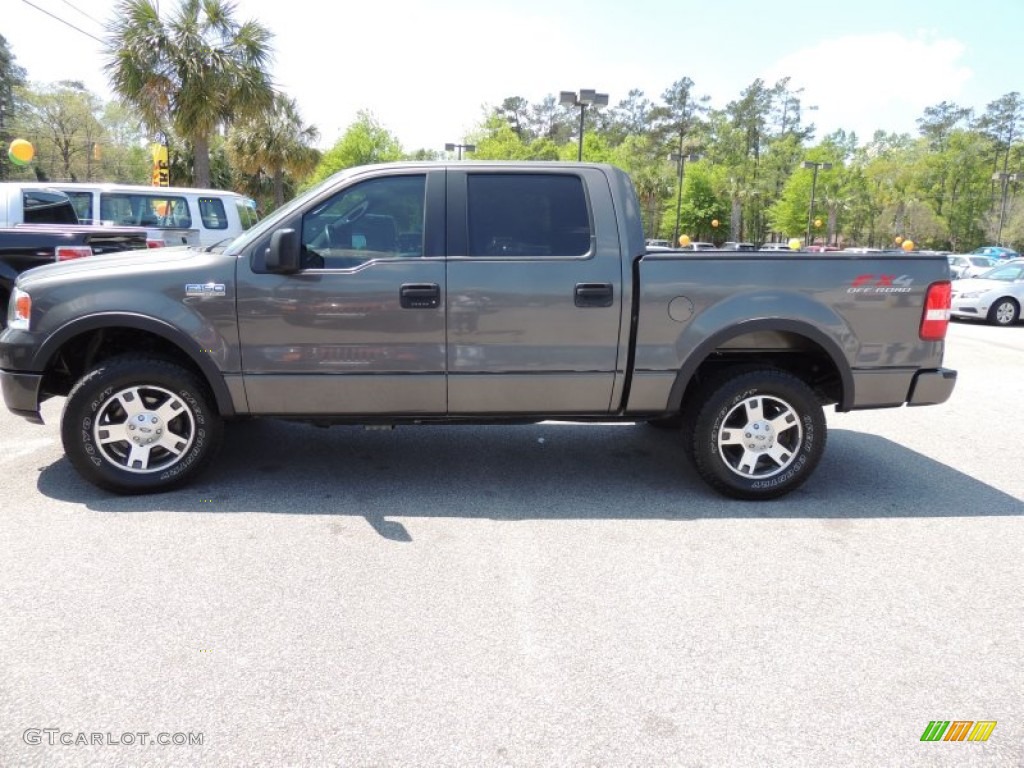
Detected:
left=666, top=319, right=855, bottom=414
left=34, top=313, right=236, bottom=416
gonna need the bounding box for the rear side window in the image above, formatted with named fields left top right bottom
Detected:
left=100, top=193, right=192, bottom=228
left=23, top=189, right=78, bottom=225
left=199, top=197, right=228, bottom=230
left=466, top=174, right=591, bottom=257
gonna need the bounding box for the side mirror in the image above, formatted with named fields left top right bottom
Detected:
left=265, top=228, right=300, bottom=273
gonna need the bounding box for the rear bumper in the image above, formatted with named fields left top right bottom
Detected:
left=907, top=368, right=957, bottom=406
left=0, top=369, right=44, bottom=423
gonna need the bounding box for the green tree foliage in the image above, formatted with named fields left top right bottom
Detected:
left=14, top=81, right=104, bottom=181
left=105, top=0, right=275, bottom=188
left=0, top=34, right=28, bottom=180
left=305, top=111, right=403, bottom=187
left=228, top=93, right=320, bottom=209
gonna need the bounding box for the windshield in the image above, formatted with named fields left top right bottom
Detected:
left=978, top=263, right=1024, bottom=281
left=224, top=168, right=357, bottom=256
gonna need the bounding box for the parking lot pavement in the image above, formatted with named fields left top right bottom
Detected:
left=1, top=321, right=1022, bottom=767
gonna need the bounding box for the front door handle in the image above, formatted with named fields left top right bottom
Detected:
left=574, top=282, right=614, bottom=308
left=400, top=283, right=440, bottom=309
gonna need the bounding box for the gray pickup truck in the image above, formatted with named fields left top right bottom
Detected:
left=0, top=162, right=956, bottom=499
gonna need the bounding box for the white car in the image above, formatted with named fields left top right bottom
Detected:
left=950, top=260, right=1024, bottom=326
left=947, top=254, right=997, bottom=279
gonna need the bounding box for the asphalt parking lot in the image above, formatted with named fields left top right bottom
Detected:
left=1, top=320, right=1022, bottom=767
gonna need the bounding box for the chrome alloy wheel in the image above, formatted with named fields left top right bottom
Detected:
left=92, top=385, right=196, bottom=473
left=716, top=394, right=803, bottom=480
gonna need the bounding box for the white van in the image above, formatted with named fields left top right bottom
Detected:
left=16, top=182, right=259, bottom=248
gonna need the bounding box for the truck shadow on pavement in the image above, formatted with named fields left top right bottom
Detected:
left=36, top=420, right=1024, bottom=540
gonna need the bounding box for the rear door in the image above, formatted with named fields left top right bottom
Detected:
left=236, top=169, right=448, bottom=416
left=444, top=168, right=625, bottom=414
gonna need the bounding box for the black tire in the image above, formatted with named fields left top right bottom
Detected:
left=987, top=297, right=1020, bottom=326
left=61, top=355, right=223, bottom=494
left=690, top=368, right=826, bottom=500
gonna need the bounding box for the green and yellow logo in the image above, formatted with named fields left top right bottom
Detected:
left=921, top=721, right=997, bottom=742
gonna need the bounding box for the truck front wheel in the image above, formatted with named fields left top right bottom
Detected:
left=689, top=369, right=826, bottom=500
left=61, top=356, right=223, bottom=494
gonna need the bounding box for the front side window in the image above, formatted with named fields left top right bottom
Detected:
left=236, top=200, right=258, bottom=230
left=466, top=174, right=591, bottom=257
left=65, top=192, right=93, bottom=223
left=299, top=175, right=426, bottom=269
left=199, top=197, right=228, bottom=229
left=100, top=193, right=192, bottom=228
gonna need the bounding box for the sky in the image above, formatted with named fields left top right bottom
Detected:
left=6, top=0, right=1023, bottom=153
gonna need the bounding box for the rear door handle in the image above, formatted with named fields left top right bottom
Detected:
left=400, top=283, right=440, bottom=309
left=574, top=282, right=614, bottom=307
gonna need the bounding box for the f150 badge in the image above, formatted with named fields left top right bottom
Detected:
left=185, top=283, right=226, bottom=297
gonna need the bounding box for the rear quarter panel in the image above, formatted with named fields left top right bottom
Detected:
left=631, top=253, right=950, bottom=409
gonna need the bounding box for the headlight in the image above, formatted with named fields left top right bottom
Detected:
left=7, top=286, right=31, bottom=331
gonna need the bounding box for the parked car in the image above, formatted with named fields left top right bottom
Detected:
left=721, top=241, right=756, bottom=251
left=947, top=254, right=997, bottom=279
left=9, top=182, right=258, bottom=249
left=759, top=242, right=794, bottom=251
left=805, top=245, right=841, bottom=253
left=969, top=246, right=1019, bottom=261
left=645, top=239, right=672, bottom=248
left=677, top=241, right=716, bottom=251
left=950, top=260, right=1024, bottom=325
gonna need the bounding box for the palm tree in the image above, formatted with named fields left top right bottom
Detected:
left=228, top=94, right=320, bottom=208
left=105, top=0, right=274, bottom=188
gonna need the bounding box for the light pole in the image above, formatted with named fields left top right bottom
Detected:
left=670, top=151, right=700, bottom=246
left=993, top=171, right=1020, bottom=245
left=802, top=161, right=832, bottom=246
left=559, top=89, right=609, bottom=162
left=444, top=142, right=475, bottom=160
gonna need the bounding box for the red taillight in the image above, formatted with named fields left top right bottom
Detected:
left=147, top=238, right=166, bottom=249
left=920, top=281, right=951, bottom=341
left=55, top=246, right=93, bottom=261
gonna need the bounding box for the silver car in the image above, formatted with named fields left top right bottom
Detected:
left=950, top=260, right=1024, bottom=326
left=947, top=254, right=997, bottom=279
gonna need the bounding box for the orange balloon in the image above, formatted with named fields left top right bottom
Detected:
left=711, top=219, right=719, bottom=228
left=902, top=239, right=915, bottom=251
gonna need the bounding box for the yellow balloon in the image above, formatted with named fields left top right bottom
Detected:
left=902, top=239, right=915, bottom=251
left=711, top=219, right=719, bottom=228
left=8, top=138, right=34, bottom=166
left=814, top=218, right=822, bottom=228
left=788, top=237, right=802, bottom=251
left=894, top=236, right=903, bottom=245
left=678, top=234, right=691, bottom=247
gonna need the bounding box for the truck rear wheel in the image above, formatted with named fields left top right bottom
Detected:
left=61, top=355, right=223, bottom=494
left=689, top=368, right=826, bottom=500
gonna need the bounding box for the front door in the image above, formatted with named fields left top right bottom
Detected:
left=237, top=171, right=447, bottom=416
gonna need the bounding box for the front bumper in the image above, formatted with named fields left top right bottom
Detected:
left=907, top=368, right=957, bottom=406
left=0, top=369, right=44, bottom=423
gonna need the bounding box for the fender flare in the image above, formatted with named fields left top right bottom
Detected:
left=33, top=312, right=236, bottom=416
left=665, top=318, right=855, bottom=412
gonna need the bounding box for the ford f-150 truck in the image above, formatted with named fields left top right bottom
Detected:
left=0, top=162, right=956, bottom=499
